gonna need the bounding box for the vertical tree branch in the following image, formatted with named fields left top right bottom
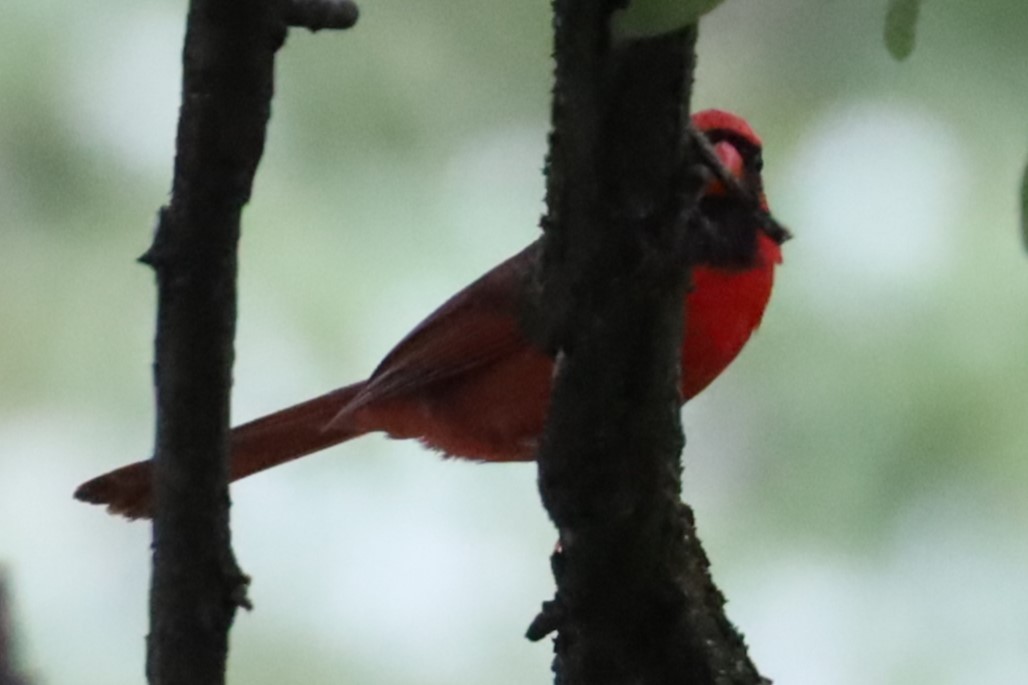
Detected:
left=141, top=1, right=284, bottom=682
left=142, top=1, right=357, bottom=680
left=532, top=2, right=765, bottom=683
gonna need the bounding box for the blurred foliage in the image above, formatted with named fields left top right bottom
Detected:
left=2, top=0, right=1027, bottom=684
left=884, top=0, right=921, bottom=61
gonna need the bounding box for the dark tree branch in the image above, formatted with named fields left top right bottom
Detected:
left=530, top=3, right=766, bottom=683
left=139, top=0, right=361, bottom=681
left=286, top=0, right=359, bottom=32
left=142, top=0, right=274, bottom=679
left=687, top=124, right=792, bottom=245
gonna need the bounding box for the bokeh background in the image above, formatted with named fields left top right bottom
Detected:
left=3, top=1, right=1027, bottom=683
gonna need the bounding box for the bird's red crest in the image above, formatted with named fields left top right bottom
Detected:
left=692, top=109, right=762, bottom=148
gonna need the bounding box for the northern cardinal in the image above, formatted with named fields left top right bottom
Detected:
left=75, top=109, right=786, bottom=519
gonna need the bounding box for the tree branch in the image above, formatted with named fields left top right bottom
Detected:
left=142, top=3, right=273, bottom=681
left=530, top=3, right=766, bottom=683
left=139, top=0, right=359, bottom=680
left=285, top=0, right=359, bottom=32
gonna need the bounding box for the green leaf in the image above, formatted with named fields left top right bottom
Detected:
left=1020, top=157, right=1028, bottom=255
left=612, top=0, right=724, bottom=40
left=884, top=0, right=921, bottom=61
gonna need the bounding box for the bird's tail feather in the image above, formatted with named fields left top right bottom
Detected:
left=73, top=382, right=367, bottom=520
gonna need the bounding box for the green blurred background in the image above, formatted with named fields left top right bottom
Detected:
left=3, top=0, right=1027, bottom=683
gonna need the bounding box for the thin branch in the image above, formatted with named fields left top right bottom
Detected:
left=143, top=0, right=358, bottom=678
left=530, top=2, right=766, bottom=683
left=142, top=0, right=287, bottom=682
left=286, top=0, right=359, bottom=32
left=687, top=124, right=792, bottom=245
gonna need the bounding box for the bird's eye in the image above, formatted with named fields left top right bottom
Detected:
left=750, top=152, right=764, bottom=173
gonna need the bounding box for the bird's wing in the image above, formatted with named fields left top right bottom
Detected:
left=346, top=241, right=541, bottom=411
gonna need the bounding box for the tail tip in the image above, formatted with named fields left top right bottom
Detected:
left=74, top=473, right=153, bottom=520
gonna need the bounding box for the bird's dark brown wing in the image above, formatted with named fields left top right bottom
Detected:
left=343, top=241, right=541, bottom=413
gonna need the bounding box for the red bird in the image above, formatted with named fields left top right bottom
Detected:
left=75, top=109, right=785, bottom=519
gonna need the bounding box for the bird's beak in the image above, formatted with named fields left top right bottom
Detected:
left=705, top=141, right=746, bottom=197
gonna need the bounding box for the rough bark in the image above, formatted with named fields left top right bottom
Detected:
left=140, top=1, right=282, bottom=681
left=530, top=3, right=767, bottom=683
left=142, top=0, right=356, bottom=682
